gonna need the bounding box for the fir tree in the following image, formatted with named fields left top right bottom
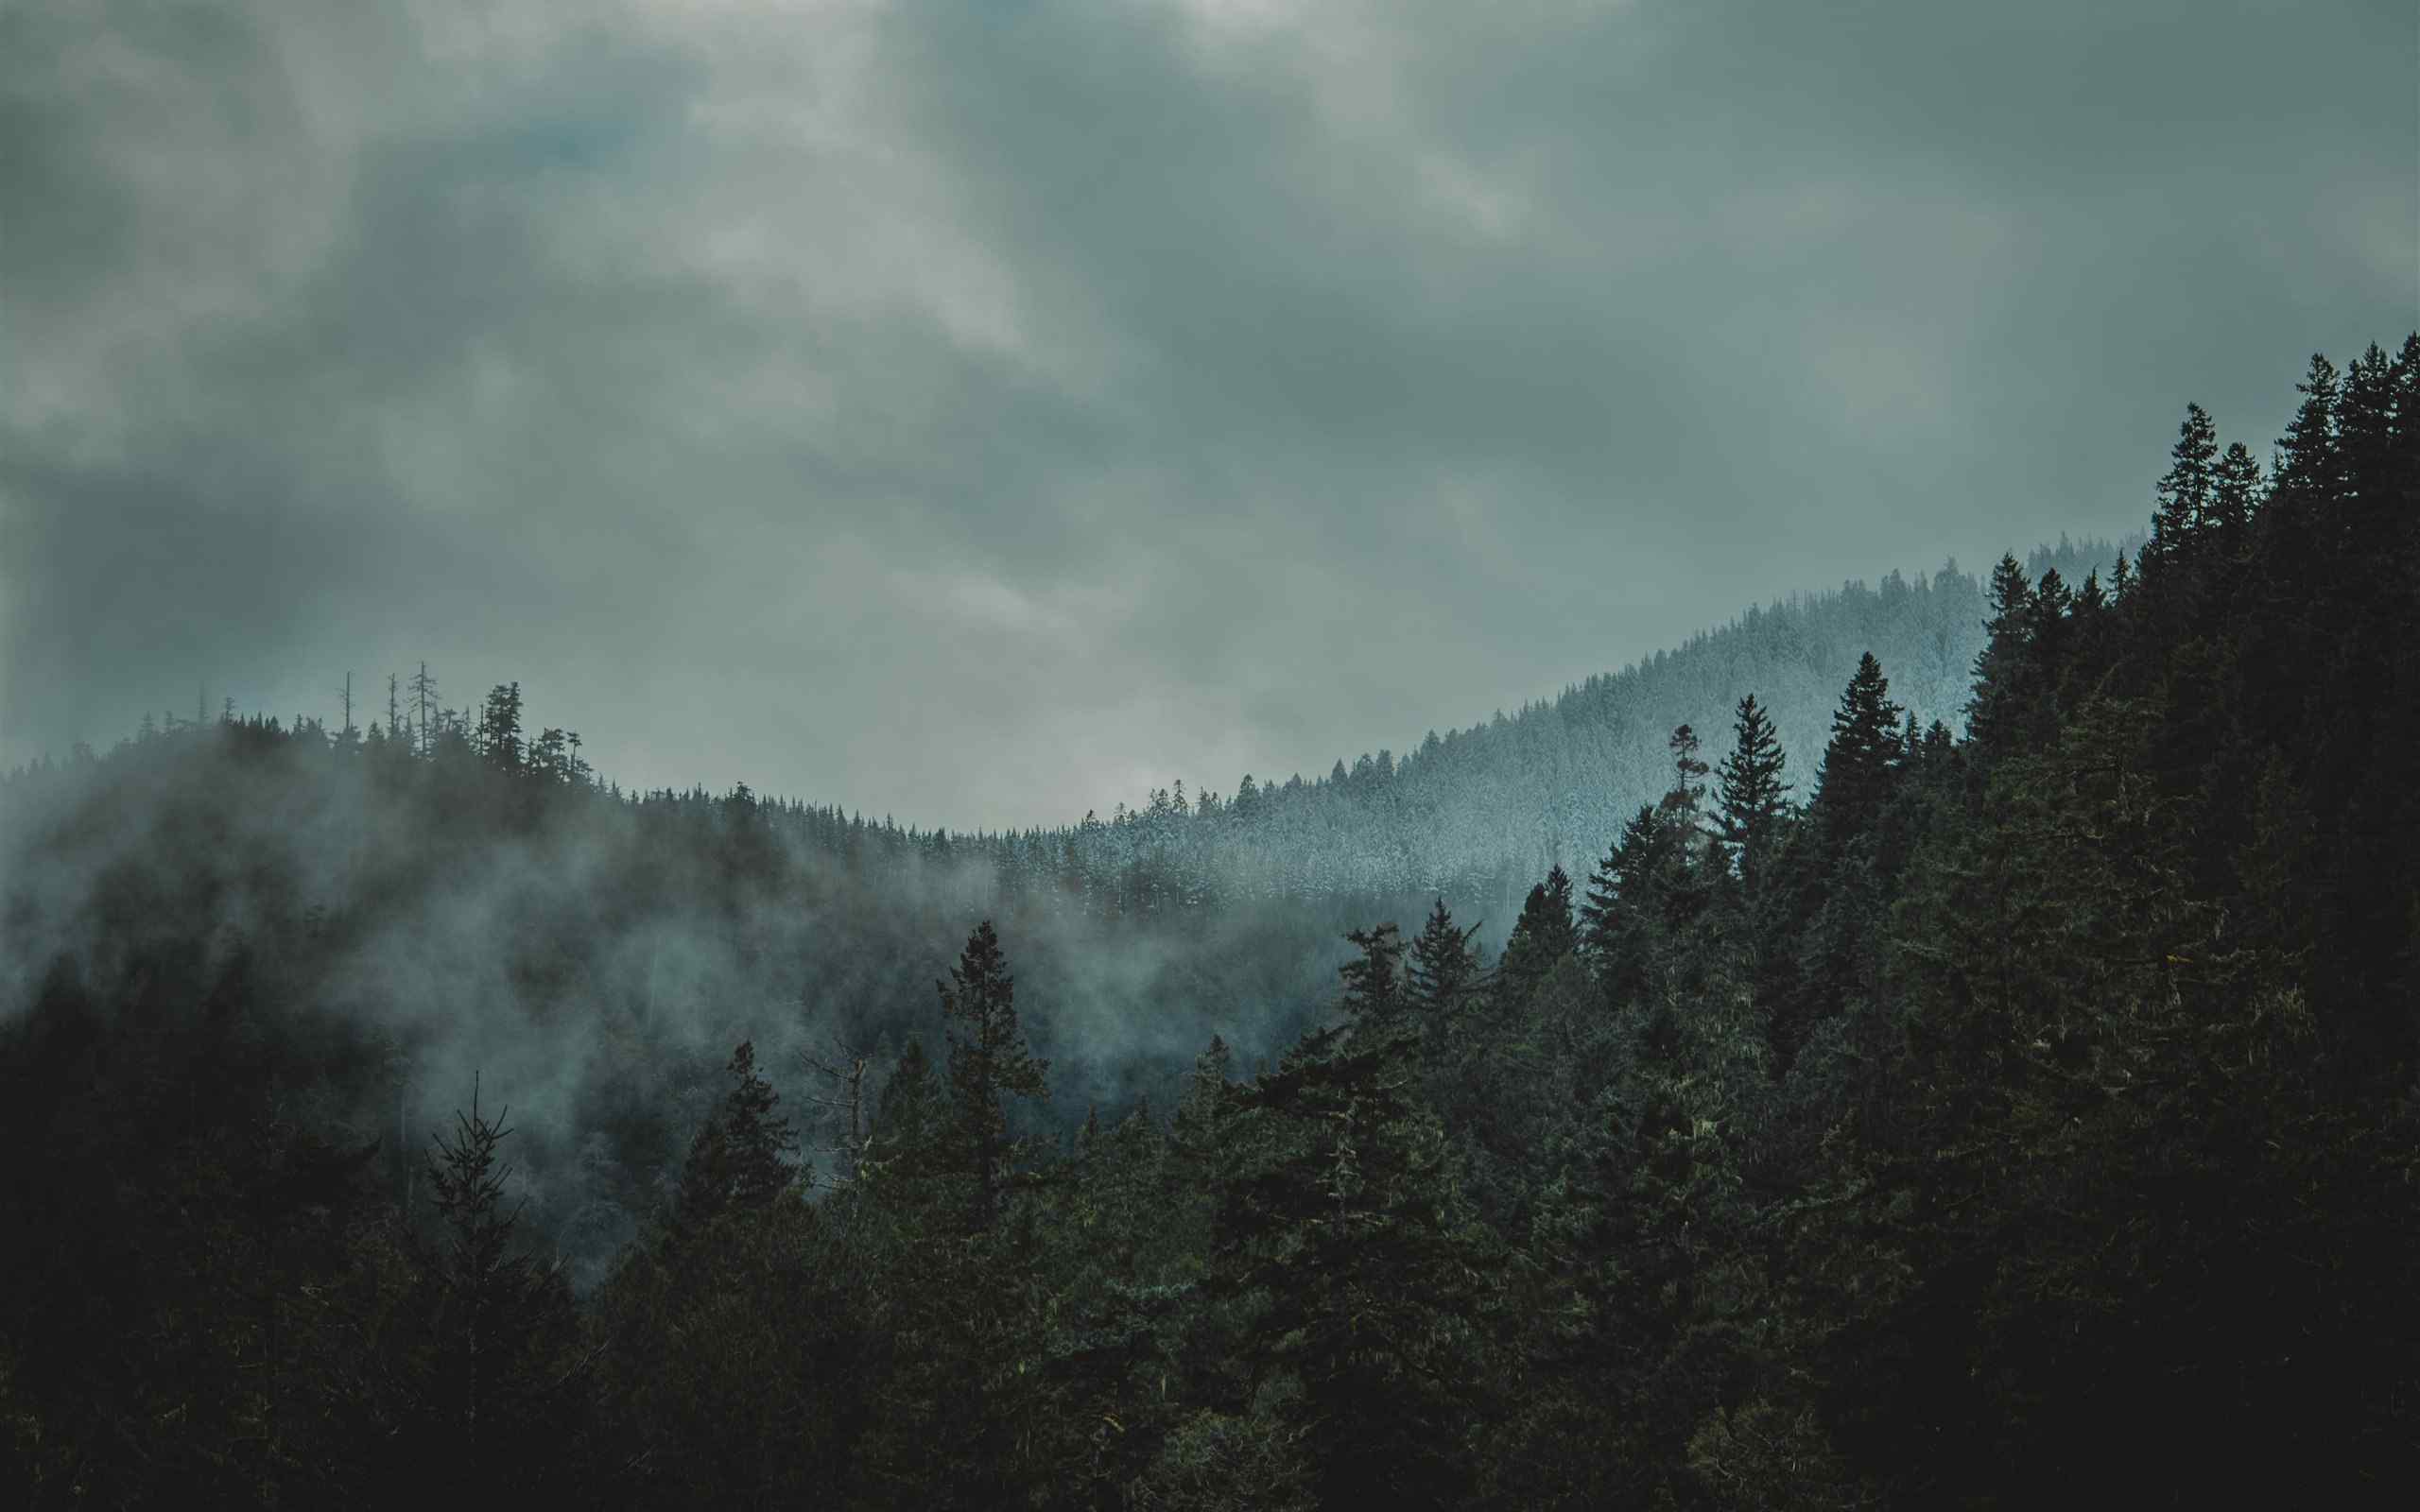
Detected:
left=2271, top=352, right=2341, bottom=495
left=2148, top=402, right=2219, bottom=572
left=1714, top=694, right=1791, bottom=899
left=939, top=920, right=1050, bottom=1231
left=477, top=681, right=526, bottom=773
left=1582, top=800, right=1692, bottom=1008
left=1407, top=897, right=1484, bottom=1024
left=1660, top=723, right=1710, bottom=828
left=671, top=1040, right=799, bottom=1240
left=421, top=1075, right=579, bottom=1493
left=1966, top=555, right=2036, bottom=762
left=1338, top=921, right=1409, bottom=1043
left=1810, top=652, right=1904, bottom=850
left=1206, top=1025, right=1496, bottom=1512
left=1497, top=865, right=1577, bottom=1009
left=2211, top=440, right=2263, bottom=554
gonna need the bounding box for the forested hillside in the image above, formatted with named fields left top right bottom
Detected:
left=1041, top=533, right=2123, bottom=905
left=3, top=337, right=2415, bottom=1507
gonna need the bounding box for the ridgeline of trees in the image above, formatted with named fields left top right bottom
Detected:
left=7, top=538, right=2127, bottom=931
left=3, top=336, right=2416, bottom=1506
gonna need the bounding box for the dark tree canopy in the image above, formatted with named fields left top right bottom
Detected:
left=939, top=919, right=1050, bottom=1230
left=1, top=333, right=2412, bottom=1512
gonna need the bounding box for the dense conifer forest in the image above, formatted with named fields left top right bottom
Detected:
left=4, top=337, right=2416, bottom=1506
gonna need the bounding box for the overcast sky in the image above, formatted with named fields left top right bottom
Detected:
left=3, top=1, right=2411, bottom=828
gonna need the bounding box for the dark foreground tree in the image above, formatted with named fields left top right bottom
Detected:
left=1714, top=694, right=1791, bottom=900
left=409, top=1076, right=586, bottom=1498
left=940, top=919, right=1051, bottom=1232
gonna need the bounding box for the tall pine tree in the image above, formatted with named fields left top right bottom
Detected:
left=939, top=920, right=1049, bottom=1232
left=1810, top=652, right=1904, bottom=850
left=1714, top=694, right=1791, bottom=900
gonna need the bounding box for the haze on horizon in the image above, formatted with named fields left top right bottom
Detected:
left=4, top=0, right=2411, bottom=831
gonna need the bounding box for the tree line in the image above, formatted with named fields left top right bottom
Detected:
left=2, top=335, right=2414, bottom=1506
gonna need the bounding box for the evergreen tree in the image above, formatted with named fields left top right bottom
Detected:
left=1337, top=920, right=1409, bottom=1040
left=1965, top=554, right=2036, bottom=763
left=2271, top=352, right=2341, bottom=495
left=476, top=681, right=526, bottom=773
left=418, top=1076, right=581, bottom=1495
left=1652, top=722, right=1720, bottom=952
left=1661, top=723, right=1710, bottom=829
left=1714, top=694, right=1791, bottom=898
left=2066, top=567, right=2117, bottom=696
left=670, top=1040, right=799, bottom=1241
left=2211, top=440, right=2263, bottom=555
left=1407, top=897, right=1484, bottom=1024
left=1205, top=1024, right=1498, bottom=1512
left=1809, top=652, right=1904, bottom=850
left=1496, top=864, right=1577, bottom=1010
left=863, top=1038, right=955, bottom=1206
left=2152, top=404, right=2215, bottom=558
left=939, top=920, right=1049, bottom=1232
left=1580, top=802, right=1666, bottom=1005
left=2021, top=565, right=2075, bottom=747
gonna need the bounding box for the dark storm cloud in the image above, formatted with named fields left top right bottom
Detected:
left=4, top=0, right=2411, bottom=827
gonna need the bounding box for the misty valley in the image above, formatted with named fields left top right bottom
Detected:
left=5, top=339, right=2418, bottom=1507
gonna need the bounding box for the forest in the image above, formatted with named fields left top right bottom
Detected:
left=3, top=336, right=2415, bottom=1507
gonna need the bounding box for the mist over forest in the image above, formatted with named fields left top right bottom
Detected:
left=0, top=534, right=2124, bottom=1282
left=6, top=336, right=2419, bottom=1505
left=6, top=0, right=2416, bottom=1503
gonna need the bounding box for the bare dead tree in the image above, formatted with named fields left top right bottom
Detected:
left=409, top=662, right=439, bottom=758
left=794, top=1035, right=879, bottom=1187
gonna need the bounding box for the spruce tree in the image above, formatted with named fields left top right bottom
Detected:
left=1408, top=897, right=1484, bottom=1024
left=2271, top=352, right=2340, bottom=495
left=1338, top=921, right=1409, bottom=1047
left=1206, top=1023, right=1495, bottom=1512
left=1714, top=694, right=1791, bottom=899
left=671, top=1040, right=799, bottom=1240
left=1810, top=652, right=1904, bottom=850
left=939, top=920, right=1049, bottom=1231
left=1497, top=864, right=1577, bottom=1009
left=1966, top=555, right=2036, bottom=762
left=2147, top=402, right=2218, bottom=574
left=1581, top=803, right=1665, bottom=1005
left=2336, top=341, right=2398, bottom=517
left=1660, top=723, right=1710, bottom=828
left=2211, top=440, right=2263, bottom=554
left=420, top=1076, right=577, bottom=1494
left=1651, top=723, right=1718, bottom=949
left=476, top=682, right=526, bottom=773
left=2023, top=566, right=2075, bottom=745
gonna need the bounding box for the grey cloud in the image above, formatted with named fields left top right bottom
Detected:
left=4, top=0, right=2411, bottom=827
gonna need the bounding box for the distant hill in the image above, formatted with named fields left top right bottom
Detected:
left=0, top=532, right=2133, bottom=1281
left=1023, top=534, right=2136, bottom=908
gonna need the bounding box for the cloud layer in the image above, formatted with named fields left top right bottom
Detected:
left=6, top=0, right=2411, bottom=827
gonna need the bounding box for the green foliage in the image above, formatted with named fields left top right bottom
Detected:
left=669, top=1040, right=800, bottom=1241
left=1809, top=652, right=1904, bottom=851
left=941, top=919, right=1051, bottom=1232
left=408, top=1077, right=591, bottom=1498
left=1715, top=695, right=1792, bottom=901
left=1495, top=863, right=1576, bottom=1011
left=1407, top=896, right=1485, bottom=1024
left=2, top=334, right=2413, bottom=1512
left=1206, top=1023, right=1502, bottom=1512
left=1335, top=920, right=1408, bottom=1036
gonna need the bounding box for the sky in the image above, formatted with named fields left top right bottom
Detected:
left=3, top=0, right=2412, bottom=830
